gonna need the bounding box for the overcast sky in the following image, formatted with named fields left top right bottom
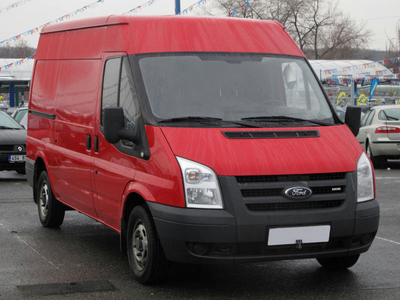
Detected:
left=0, top=0, right=399, bottom=52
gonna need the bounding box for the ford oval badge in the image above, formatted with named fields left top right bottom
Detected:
left=284, top=187, right=312, bottom=199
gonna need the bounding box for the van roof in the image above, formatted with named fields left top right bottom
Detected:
left=39, top=16, right=304, bottom=56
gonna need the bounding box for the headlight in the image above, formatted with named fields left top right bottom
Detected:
left=357, top=152, right=374, bottom=202
left=176, top=157, right=223, bottom=209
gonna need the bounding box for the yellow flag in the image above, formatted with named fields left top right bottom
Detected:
left=336, top=92, right=347, bottom=105
left=357, top=94, right=366, bottom=105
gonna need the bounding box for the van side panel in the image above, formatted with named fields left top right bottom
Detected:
left=59, top=27, right=106, bottom=59
left=103, top=24, right=135, bottom=53
left=51, top=59, right=101, bottom=217
left=28, top=60, right=60, bottom=178
left=29, top=60, right=58, bottom=115
left=34, top=32, right=64, bottom=59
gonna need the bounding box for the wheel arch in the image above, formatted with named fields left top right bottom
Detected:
left=365, top=138, right=373, bottom=155
left=120, top=185, right=153, bottom=255
left=33, top=157, right=47, bottom=204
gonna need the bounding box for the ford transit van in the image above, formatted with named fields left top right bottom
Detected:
left=26, top=16, right=379, bottom=284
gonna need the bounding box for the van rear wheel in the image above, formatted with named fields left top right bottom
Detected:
left=317, top=254, right=360, bottom=270
left=37, top=171, right=65, bottom=228
left=127, top=205, right=170, bottom=284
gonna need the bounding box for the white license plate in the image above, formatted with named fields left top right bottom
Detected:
left=268, top=225, right=331, bottom=246
left=8, top=155, right=26, bottom=162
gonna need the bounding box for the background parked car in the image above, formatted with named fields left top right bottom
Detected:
left=335, top=105, right=369, bottom=122
left=0, top=111, right=26, bottom=174
left=11, top=107, right=28, bottom=125
left=357, top=105, right=400, bottom=168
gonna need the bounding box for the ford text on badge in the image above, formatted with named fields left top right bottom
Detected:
left=284, top=187, right=312, bottom=199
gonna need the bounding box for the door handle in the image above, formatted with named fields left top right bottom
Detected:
left=86, top=135, right=91, bottom=150
left=94, top=136, right=99, bottom=152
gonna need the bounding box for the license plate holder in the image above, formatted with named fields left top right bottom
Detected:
left=268, top=225, right=331, bottom=246
left=8, top=155, right=26, bottom=163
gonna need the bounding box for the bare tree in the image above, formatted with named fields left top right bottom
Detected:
left=0, top=39, right=35, bottom=58
left=386, top=21, right=400, bottom=57
left=385, top=21, right=400, bottom=74
left=315, top=13, right=372, bottom=59
left=206, top=0, right=372, bottom=60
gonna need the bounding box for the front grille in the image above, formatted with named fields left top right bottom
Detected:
left=0, top=145, right=16, bottom=152
left=236, top=172, right=348, bottom=212
left=246, top=200, right=344, bottom=211
left=236, top=173, right=346, bottom=184
left=241, top=186, right=345, bottom=198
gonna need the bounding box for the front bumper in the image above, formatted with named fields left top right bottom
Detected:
left=0, top=154, right=26, bottom=172
left=371, top=139, right=400, bottom=157
left=149, top=172, right=379, bottom=264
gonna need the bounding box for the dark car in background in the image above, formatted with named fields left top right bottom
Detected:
left=0, top=111, right=26, bottom=174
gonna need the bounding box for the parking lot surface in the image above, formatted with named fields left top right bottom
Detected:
left=0, top=163, right=400, bottom=300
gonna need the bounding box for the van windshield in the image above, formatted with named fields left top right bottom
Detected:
left=138, top=53, right=335, bottom=127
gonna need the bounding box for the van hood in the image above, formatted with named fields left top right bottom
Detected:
left=160, top=125, right=363, bottom=176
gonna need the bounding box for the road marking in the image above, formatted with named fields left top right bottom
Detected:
left=1, top=222, right=59, bottom=270
left=376, top=236, right=400, bottom=245
left=15, top=235, right=60, bottom=270
left=375, top=177, right=400, bottom=180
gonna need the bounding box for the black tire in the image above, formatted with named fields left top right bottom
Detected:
left=127, top=205, right=170, bottom=284
left=37, top=171, right=65, bottom=228
left=317, top=254, right=360, bottom=270
left=366, top=141, right=385, bottom=169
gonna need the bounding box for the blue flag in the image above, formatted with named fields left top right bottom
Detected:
left=369, top=78, right=378, bottom=101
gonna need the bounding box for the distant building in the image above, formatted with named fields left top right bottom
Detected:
left=0, top=58, right=33, bottom=108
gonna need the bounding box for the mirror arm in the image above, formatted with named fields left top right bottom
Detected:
left=117, top=128, right=140, bottom=144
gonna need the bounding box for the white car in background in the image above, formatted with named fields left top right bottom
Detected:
left=357, top=105, right=400, bottom=168
left=11, top=107, right=28, bottom=125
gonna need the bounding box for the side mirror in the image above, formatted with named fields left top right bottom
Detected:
left=103, top=107, right=139, bottom=144
left=345, top=106, right=361, bottom=137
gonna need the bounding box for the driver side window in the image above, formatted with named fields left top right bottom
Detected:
left=101, top=56, right=141, bottom=147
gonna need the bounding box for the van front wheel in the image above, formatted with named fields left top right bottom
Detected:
left=317, top=254, right=360, bottom=270
left=127, top=205, right=170, bottom=284
left=37, top=171, right=65, bottom=228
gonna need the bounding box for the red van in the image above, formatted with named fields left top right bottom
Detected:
left=26, top=16, right=379, bottom=284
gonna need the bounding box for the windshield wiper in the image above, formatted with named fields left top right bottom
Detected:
left=382, top=110, right=399, bottom=121
left=241, top=116, right=330, bottom=126
left=158, top=116, right=263, bottom=128
left=0, top=126, right=18, bottom=129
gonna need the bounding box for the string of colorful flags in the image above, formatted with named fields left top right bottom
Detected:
left=229, top=0, right=258, bottom=17
left=0, top=0, right=164, bottom=71
left=324, top=75, right=400, bottom=86
left=123, top=0, right=157, bottom=15
left=0, top=0, right=35, bottom=14
left=0, top=55, right=35, bottom=72
left=0, top=0, right=104, bottom=47
left=179, top=0, right=209, bottom=15
left=322, top=57, right=400, bottom=76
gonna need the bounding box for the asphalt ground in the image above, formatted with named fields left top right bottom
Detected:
left=0, top=162, right=400, bottom=300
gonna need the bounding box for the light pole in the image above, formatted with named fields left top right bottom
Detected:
left=175, top=0, right=181, bottom=15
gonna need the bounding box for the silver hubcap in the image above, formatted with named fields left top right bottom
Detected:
left=367, top=145, right=372, bottom=158
left=39, top=182, right=49, bottom=218
left=132, top=222, right=148, bottom=271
